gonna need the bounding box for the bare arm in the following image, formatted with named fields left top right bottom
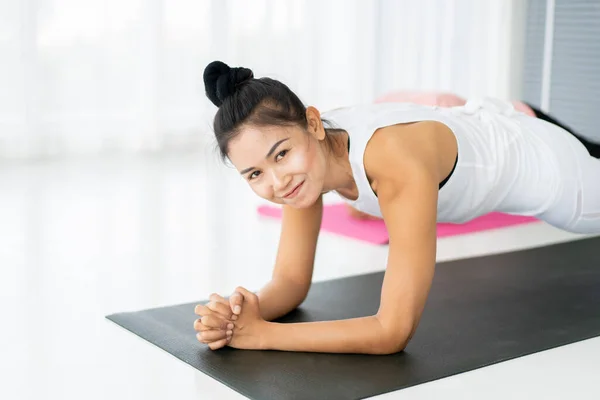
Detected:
left=255, top=123, right=446, bottom=354
left=198, top=196, right=323, bottom=350
left=260, top=168, right=437, bottom=353
left=256, top=276, right=314, bottom=322
left=256, top=195, right=323, bottom=321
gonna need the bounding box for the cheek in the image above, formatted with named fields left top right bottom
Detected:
left=285, top=149, right=312, bottom=173
left=304, top=142, right=326, bottom=181
left=295, top=140, right=324, bottom=177
left=249, top=180, right=285, bottom=204
left=250, top=182, right=271, bottom=199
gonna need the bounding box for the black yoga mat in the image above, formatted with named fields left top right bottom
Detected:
left=107, top=236, right=600, bottom=400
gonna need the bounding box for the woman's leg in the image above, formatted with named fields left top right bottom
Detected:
left=525, top=103, right=600, bottom=159
left=525, top=117, right=600, bottom=234
left=544, top=153, right=600, bottom=234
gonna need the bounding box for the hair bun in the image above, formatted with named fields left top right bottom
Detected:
left=203, top=61, right=253, bottom=107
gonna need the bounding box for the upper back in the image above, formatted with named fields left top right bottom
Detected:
left=322, top=102, right=460, bottom=217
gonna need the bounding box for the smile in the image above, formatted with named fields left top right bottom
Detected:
left=284, top=181, right=304, bottom=199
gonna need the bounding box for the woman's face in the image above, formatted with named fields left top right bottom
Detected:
left=227, top=111, right=329, bottom=208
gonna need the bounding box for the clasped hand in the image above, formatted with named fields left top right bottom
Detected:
left=193, top=287, right=266, bottom=350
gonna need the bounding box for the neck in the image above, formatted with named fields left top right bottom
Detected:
left=321, top=131, right=358, bottom=198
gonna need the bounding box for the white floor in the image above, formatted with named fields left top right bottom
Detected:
left=2, top=148, right=599, bottom=400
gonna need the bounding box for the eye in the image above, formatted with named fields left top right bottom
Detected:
left=248, top=170, right=261, bottom=180
left=275, top=149, right=288, bottom=161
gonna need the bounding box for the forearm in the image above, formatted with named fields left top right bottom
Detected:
left=260, top=316, right=408, bottom=355
left=256, top=277, right=308, bottom=321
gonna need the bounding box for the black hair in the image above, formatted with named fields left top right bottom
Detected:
left=203, top=60, right=342, bottom=161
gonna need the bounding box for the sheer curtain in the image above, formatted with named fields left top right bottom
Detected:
left=0, top=0, right=526, bottom=160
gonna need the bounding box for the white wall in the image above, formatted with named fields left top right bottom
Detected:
left=374, top=0, right=527, bottom=100
left=0, top=0, right=527, bottom=160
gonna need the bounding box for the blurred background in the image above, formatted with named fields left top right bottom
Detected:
left=1, top=0, right=598, bottom=160
left=1, top=1, right=599, bottom=399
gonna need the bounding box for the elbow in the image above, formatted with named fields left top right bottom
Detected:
left=372, top=317, right=415, bottom=355
left=374, top=335, right=409, bottom=355
left=292, top=285, right=310, bottom=308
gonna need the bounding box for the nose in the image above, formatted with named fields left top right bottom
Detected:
left=270, top=169, right=291, bottom=195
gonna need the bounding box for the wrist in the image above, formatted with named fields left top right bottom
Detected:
left=258, top=320, right=275, bottom=350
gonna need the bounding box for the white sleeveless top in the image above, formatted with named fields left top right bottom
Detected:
left=321, top=98, right=554, bottom=223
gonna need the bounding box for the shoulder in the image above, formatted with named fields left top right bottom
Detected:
left=364, top=121, right=450, bottom=198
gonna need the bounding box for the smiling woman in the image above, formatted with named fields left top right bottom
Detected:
left=228, top=115, right=352, bottom=209
left=193, top=60, right=600, bottom=354
left=205, top=60, right=353, bottom=209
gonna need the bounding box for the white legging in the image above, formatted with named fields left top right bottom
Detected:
left=524, top=116, right=600, bottom=234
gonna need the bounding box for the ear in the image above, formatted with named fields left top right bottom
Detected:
left=306, top=106, right=325, bottom=140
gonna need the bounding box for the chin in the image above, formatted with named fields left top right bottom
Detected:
left=288, top=199, right=313, bottom=209
left=289, top=188, right=321, bottom=208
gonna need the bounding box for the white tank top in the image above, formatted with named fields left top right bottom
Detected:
left=321, top=98, right=557, bottom=223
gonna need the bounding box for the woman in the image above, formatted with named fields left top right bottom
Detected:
left=347, top=90, right=600, bottom=220
left=193, top=61, right=600, bottom=354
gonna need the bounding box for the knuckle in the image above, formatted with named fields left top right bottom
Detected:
left=209, top=340, right=224, bottom=350
left=199, top=305, right=212, bottom=315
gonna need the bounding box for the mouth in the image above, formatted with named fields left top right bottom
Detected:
left=283, top=181, right=304, bottom=199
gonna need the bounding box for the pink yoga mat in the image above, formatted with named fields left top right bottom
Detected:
left=257, top=203, right=538, bottom=244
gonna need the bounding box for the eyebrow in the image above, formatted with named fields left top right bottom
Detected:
left=239, top=138, right=290, bottom=175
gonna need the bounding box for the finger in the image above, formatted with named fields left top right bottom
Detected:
left=195, top=293, right=229, bottom=315
left=207, top=300, right=234, bottom=319
left=194, top=304, right=213, bottom=317
left=209, top=293, right=228, bottom=304
left=194, top=319, right=217, bottom=332
left=201, top=314, right=234, bottom=330
left=229, top=291, right=243, bottom=315
left=196, top=302, right=233, bottom=320
left=197, top=329, right=231, bottom=343
left=235, top=286, right=258, bottom=305
left=194, top=318, right=234, bottom=333
left=208, top=338, right=229, bottom=351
